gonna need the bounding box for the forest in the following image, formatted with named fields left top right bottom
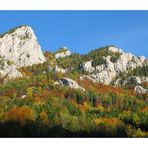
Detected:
left=0, top=48, right=147, bottom=137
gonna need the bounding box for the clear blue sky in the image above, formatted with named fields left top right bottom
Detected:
left=0, top=11, right=148, bottom=57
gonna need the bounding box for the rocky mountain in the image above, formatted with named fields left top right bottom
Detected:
left=53, top=46, right=148, bottom=93
left=0, top=25, right=148, bottom=137
left=80, top=46, right=146, bottom=85
left=0, top=25, right=148, bottom=93
left=0, top=25, right=45, bottom=82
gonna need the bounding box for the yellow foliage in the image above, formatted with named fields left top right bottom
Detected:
left=79, top=101, right=89, bottom=111
left=26, top=87, right=33, bottom=98
left=94, top=117, right=121, bottom=126
left=39, top=111, right=49, bottom=125
left=97, top=105, right=104, bottom=112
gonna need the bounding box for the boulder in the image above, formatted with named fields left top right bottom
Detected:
left=59, top=77, right=85, bottom=91
left=134, top=86, right=147, bottom=94
left=54, top=66, right=67, bottom=74
left=47, top=65, right=54, bottom=72
left=0, top=60, right=23, bottom=83
left=55, top=47, right=71, bottom=59
left=122, top=76, right=142, bottom=86
left=139, top=56, right=145, bottom=63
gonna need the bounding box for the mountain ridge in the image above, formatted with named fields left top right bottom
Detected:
left=0, top=25, right=148, bottom=91
left=0, top=25, right=147, bottom=137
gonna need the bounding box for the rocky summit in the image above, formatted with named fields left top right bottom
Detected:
left=0, top=25, right=45, bottom=82
left=0, top=25, right=148, bottom=92
left=81, top=46, right=147, bottom=85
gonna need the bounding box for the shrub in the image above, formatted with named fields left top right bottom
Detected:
left=5, top=106, right=35, bottom=125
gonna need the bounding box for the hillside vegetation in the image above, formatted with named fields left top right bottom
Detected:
left=0, top=59, right=147, bottom=137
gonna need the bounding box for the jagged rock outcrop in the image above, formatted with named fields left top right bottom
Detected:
left=139, top=56, right=145, bottom=63
left=55, top=47, right=71, bottom=59
left=80, top=60, right=95, bottom=73
left=0, top=60, right=23, bottom=83
left=114, top=76, right=148, bottom=88
left=59, top=77, right=85, bottom=91
left=134, top=86, right=147, bottom=94
left=81, top=46, right=146, bottom=85
left=108, top=46, right=123, bottom=54
left=0, top=25, right=45, bottom=82
left=0, top=25, right=45, bottom=67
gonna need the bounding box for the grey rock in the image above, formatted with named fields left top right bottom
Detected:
left=55, top=47, right=71, bottom=59
left=0, top=25, right=45, bottom=67
left=59, top=77, right=85, bottom=91
left=108, top=46, right=124, bottom=54
left=54, top=66, right=67, bottom=74
left=0, top=60, right=23, bottom=83
left=81, top=47, right=146, bottom=85
left=134, top=86, right=147, bottom=94
left=80, top=60, right=95, bottom=73
left=0, top=25, right=45, bottom=82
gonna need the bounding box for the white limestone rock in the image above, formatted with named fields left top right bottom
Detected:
left=0, top=25, right=45, bottom=67
left=81, top=47, right=146, bottom=85
left=0, top=25, right=46, bottom=82
left=55, top=47, right=71, bottom=59
left=123, top=76, right=142, bottom=86
left=59, top=77, right=85, bottom=91
left=80, top=60, right=95, bottom=73
left=48, top=65, right=67, bottom=74
left=54, top=66, right=67, bottom=74
left=108, top=46, right=124, bottom=54
left=134, top=86, right=147, bottom=94
left=95, top=64, right=106, bottom=72
left=0, top=60, right=23, bottom=83
left=47, top=65, right=54, bottom=72
left=141, top=77, right=148, bottom=83
left=139, top=56, right=145, bottom=63
left=114, top=76, right=148, bottom=87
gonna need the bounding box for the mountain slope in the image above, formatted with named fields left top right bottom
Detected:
left=0, top=26, right=147, bottom=137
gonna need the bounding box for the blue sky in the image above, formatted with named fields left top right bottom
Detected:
left=0, top=11, right=148, bottom=57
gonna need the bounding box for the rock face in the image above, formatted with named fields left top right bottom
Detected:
left=0, top=60, right=23, bottom=83
left=115, top=76, right=148, bottom=86
left=55, top=47, right=71, bottom=59
left=108, top=46, right=123, bottom=54
left=134, top=86, right=147, bottom=94
left=81, top=46, right=146, bottom=85
left=114, top=76, right=142, bottom=87
left=0, top=25, right=45, bottom=82
left=59, top=77, right=85, bottom=91
left=0, top=25, right=45, bottom=67
left=80, top=60, right=95, bottom=73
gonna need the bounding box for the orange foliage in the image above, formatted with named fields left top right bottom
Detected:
left=142, top=82, right=148, bottom=87
left=78, top=101, right=89, bottom=111
left=79, top=79, right=124, bottom=94
left=5, top=106, right=35, bottom=125
left=140, top=107, right=148, bottom=113
left=94, top=117, right=121, bottom=126
left=39, top=111, right=49, bottom=125
left=19, top=68, right=32, bottom=76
